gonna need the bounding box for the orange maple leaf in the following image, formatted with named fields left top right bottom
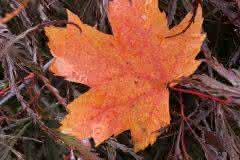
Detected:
left=45, top=0, right=205, bottom=151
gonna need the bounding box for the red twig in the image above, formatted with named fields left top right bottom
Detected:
left=170, top=86, right=233, bottom=105
left=0, top=73, right=35, bottom=95
left=0, top=0, right=29, bottom=24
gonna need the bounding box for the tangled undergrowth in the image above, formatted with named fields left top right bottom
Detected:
left=0, top=0, right=240, bottom=159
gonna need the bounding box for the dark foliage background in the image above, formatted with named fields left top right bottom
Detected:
left=0, top=0, right=240, bottom=159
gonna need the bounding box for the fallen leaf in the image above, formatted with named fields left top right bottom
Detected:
left=45, top=0, right=205, bottom=151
